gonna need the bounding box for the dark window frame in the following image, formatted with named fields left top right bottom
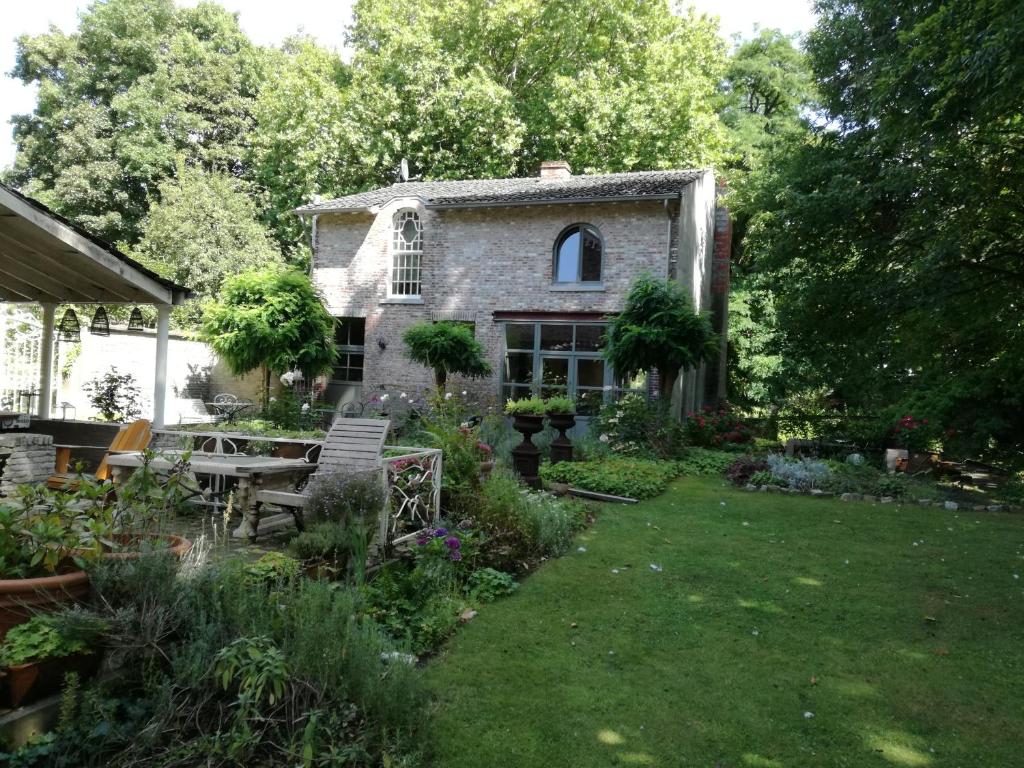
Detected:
left=552, top=223, right=604, bottom=285
left=332, top=317, right=366, bottom=384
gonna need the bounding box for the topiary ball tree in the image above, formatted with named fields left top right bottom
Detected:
left=402, top=321, right=492, bottom=390
left=604, top=275, right=718, bottom=410
left=201, top=266, right=337, bottom=406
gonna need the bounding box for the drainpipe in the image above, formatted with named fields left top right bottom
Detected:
left=663, top=198, right=677, bottom=279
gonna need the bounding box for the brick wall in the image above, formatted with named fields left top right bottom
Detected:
left=313, top=199, right=675, bottom=400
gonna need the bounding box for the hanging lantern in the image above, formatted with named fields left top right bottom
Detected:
left=57, top=308, right=81, bottom=342
left=89, top=306, right=110, bottom=336
left=127, top=306, right=145, bottom=331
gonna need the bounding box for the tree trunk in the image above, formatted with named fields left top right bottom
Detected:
left=659, top=366, right=681, bottom=419
left=435, top=368, right=447, bottom=391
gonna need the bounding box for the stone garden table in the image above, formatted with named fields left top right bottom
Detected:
left=104, top=451, right=316, bottom=539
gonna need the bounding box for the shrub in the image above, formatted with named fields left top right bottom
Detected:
left=677, top=447, right=737, bottom=476
left=0, top=614, right=104, bottom=667
left=465, top=568, right=518, bottom=603
left=417, top=402, right=490, bottom=515
left=540, top=457, right=683, bottom=499
left=243, top=552, right=301, bottom=586
left=46, top=556, right=426, bottom=766
left=505, top=396, right=547, bottom=416
left=476, top=469, right=587, bottom=561
left=286, top=520, right=366, bottom=581
left=545, top=395, right=576, bottom=414
left=766, top=454, right=832, bottom=490
left=684, top=403, right=753, bottom=447
left=83, top=366, right=142, bottom=422
left=725, top=455, right=770, bottom=486
left=305, top=470, right=385, bottom=527
left=749, top=469, right=774, bottom=486
left=592, top=393, right=687, bottom=458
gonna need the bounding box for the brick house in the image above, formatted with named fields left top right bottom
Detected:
left=296, top=161, right=730, bottom=421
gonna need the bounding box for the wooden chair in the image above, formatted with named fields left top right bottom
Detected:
left=48, top=419, right=152, bottom=490
left=253, top=418, right=391, bottom=529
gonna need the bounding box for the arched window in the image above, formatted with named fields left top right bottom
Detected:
left=391, top=209, right=422, bottom=296
left=553, top=224, right=602, bottom=284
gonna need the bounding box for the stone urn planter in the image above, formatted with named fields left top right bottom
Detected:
left=547, top=411, right=576, bottom=464
left=510, top=414, right=545, bottom=489
left=0, top=570, right=91, bottom=642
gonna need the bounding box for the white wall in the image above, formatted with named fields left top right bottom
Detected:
left=54, top=328, right=264, bottom=423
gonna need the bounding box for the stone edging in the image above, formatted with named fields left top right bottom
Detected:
left=741, top=483, right=1020, bottom=513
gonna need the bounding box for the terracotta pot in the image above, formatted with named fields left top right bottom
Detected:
left=0, top=570, right=90, bottom=643
left=546, top=411, right=576, bottom=464
left=99, top=533, right=192, bottom=561
left=4, top=652, right=101, bottom=709
left=510, top=414, right=545, bottom=489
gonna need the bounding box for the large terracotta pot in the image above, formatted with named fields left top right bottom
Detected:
left=4, top=652, right=101, bottom=709
left=510, top=414, right=545, bottom=489
left=547, top=411, right=576, bottom=464
left=0, top=570, right=90, bottom=642
left=100, top=533, right=192, bottom=561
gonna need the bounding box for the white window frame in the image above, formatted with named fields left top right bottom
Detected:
left=389, top=209, right=423, bottom=299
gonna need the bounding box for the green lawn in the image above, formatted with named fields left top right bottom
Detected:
left=425, top=476, right=1024, bottom=768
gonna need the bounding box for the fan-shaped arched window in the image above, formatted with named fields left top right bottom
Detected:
left=553, top=224, right=602, bottom=284
left=391, top=209, right=422, bottom=296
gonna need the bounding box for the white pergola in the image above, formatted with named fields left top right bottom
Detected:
left=0, top=183, right=190, bottom=427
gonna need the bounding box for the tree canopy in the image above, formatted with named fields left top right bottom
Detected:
left=604, top=276, right=718, bottom=406
left=7, top=0, right=266, bottom=246
left=402, top=321, right=492, bottom=389
left=131, top=164, right=282, bottom=322
left=201, top=267, right=336, bottom=402
left=742, top=0, right=1024, bottom=459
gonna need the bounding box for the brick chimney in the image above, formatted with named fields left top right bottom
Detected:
left=539, top=160, right=572, bottom=180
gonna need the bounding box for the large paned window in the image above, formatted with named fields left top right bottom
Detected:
left=553, top=224, right=602, bottom=284
left=502, top=322, right=614, bottom=414
left=332, top=318, right=365, bottom=383
left=391, top=209, right=422, bottom=296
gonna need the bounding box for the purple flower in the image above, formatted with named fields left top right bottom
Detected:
left=450, top=550, right=463, bottom=562
left=434, top=527, right=449, bottom=538
left=416, top=535, right=431, bottom=546
left=445, top=536, right=461, bottom=550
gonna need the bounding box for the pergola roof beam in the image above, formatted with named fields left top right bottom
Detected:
left=0, top=236, right=95, bottom=302
left=0, top=266, right=64, bottom=303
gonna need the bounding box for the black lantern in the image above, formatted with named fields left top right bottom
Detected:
left=89, top=306, right=110, bottom=336
left=127, top=306, right=145, bottom=331
left=57, top=308, right=81, bottom=342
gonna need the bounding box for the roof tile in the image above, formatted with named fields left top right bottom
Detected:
left=295, top=169, right=706, bottom=213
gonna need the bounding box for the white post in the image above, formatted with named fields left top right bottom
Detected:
left=153, top=304, right=171, bottom=428
left=38, top=303, right=56, bottom=419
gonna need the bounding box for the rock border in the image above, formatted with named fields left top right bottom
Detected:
left=740, top=483, right=1019, bottom=513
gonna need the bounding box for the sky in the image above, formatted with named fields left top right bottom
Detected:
left=0, top=0, right=817, bottom=171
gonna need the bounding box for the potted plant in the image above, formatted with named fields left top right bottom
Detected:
left=0, top=614, right=105, bottom=708
left=545, top=396, right=576, bottom=464
left=82, top=452, right=194, bottom=560
left=0, top=501, right=95, bottom=642
left=505, top=396, right=547, bottom=488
